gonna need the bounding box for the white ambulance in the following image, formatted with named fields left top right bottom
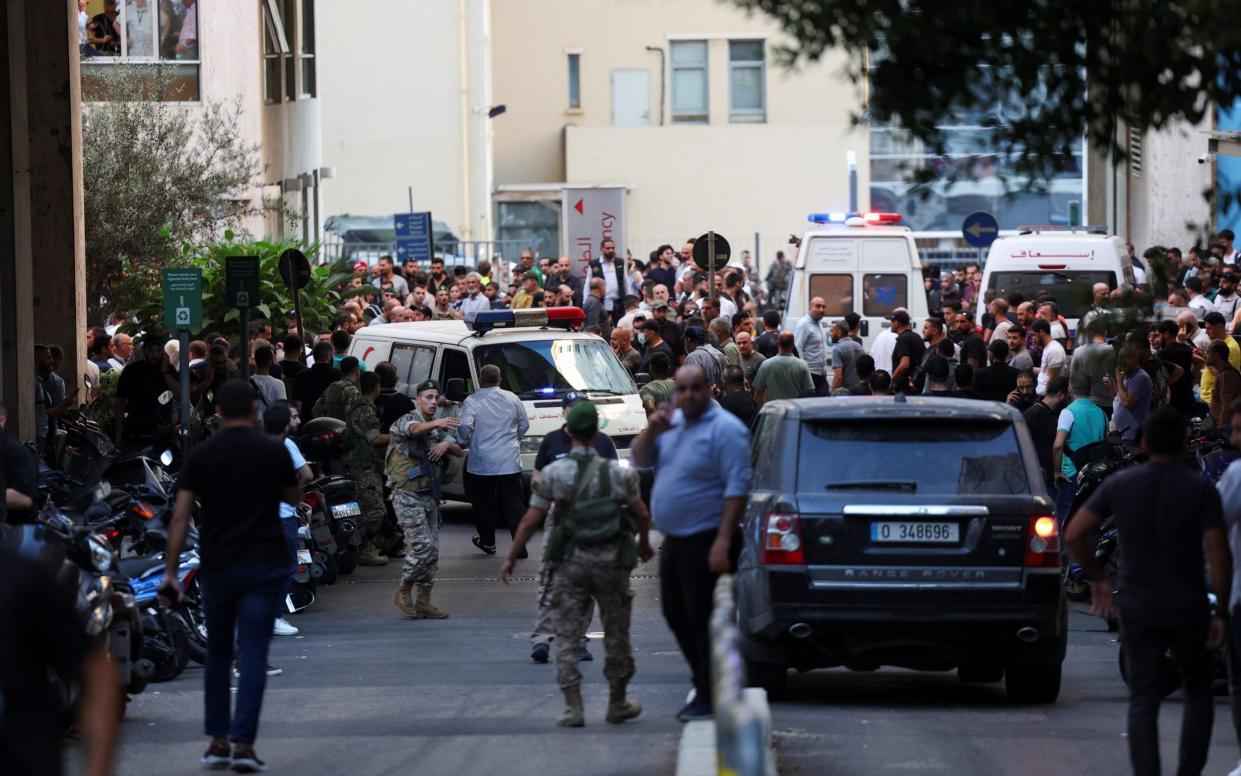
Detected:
left=783, top=212, right=931, bottom=349
left=348, top=308, right=647, bottom=499
left=974, top=229, right=1135, bottom=337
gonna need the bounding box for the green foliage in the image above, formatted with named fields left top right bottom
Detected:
left=733, top=0, right=1241, bottom=208
left=84, top=369, right=121, bottom=431
left=125, top=237, right=353, bottom=340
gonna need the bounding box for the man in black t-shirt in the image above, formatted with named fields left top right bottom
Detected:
left=718, top=366, right=758, bottom=427
left=1155, top=319, right=1198, bottom=416
left=160, top=380, right=300, bottom=772
left=1067, top=407, right=1231, bottom=776
left=114, top=334, right=180, bottom=446
left=889, top=310, right=925, bottom=394
left=291, top=341, right=340, bottom=416
left=973, top=340, right=1020, bottom=403
left=953, top=313, right=986, bottom=369
left=637, top=319, right=676, bottom=374
left=528, top=393, right=619, bottom=663
left=1022, top=376, right=1068, bottom=489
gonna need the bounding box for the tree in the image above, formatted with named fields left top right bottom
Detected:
left=82, top=66, right=291, bottom=321
left=734, top=0, right=1241, bottom=204
left=125, top=237, right=354, bottom=340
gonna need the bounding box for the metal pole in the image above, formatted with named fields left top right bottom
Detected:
left=408, top=186, right=414, bottom=214
left=708, top=230, right=717, bottom=302
left=239, top=306, right=250, bottom=381
left=292, top=286, right=305, bottom=358
left=754, top=231, right=761, bottom=278
left=848, top=150, right=858, bottom=213
left=178, top=330, right=191, bottom=451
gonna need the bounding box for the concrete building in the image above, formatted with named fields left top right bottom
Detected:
left=80, top=0, right=325, bottom=239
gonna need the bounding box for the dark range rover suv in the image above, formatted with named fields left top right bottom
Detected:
left=737, top=397, right=1066, bottom=703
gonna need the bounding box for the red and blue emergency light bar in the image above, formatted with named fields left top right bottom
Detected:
left=806, top=211, right=902, bottom=225
left=465, top=306, right=586, bottom=335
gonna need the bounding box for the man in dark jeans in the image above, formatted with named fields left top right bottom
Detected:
left=633, top=364, right=751, bottom=722
left=458, top=364, right=530, bottom=556
left=160, top=380, right=300, bottom=773
left=1067, top=407, right=1231, bottom=776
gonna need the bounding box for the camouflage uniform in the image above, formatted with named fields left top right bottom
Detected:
left=342, top=395, right=385, bottom=545
left=530, top=448, right=640, bottom=695
left=318, top=379, right=361, bottom=421
left=388, top=409, right=458, bottom=586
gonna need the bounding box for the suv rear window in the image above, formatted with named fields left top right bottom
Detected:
left=799, top=420, right=1029, bottom=495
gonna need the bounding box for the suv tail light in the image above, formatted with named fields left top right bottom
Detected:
left=1024, top=515, right=1060, bottom=567
left=762, top=513, right=805, bottom=565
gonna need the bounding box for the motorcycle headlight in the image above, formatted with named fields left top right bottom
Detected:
left=160, top=449, right=175, bottom=467
left=520, top=435, right=544, bottom=455
left=86, top=600, right=113, bottom=636
left=87, top=534, right=114, bottom=572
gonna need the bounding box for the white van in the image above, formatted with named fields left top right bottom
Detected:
left=784, top=213, right=931, bottom=350
left=975, top=230, right=1135, bottom=337
left=348, top=308, right=647, bottom=499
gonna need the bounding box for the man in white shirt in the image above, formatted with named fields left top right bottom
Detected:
left=1031, top=320, right=1066, bottom=396
left=1187, top=276, right=1216, bottom=317
left=1214, top=272, right=1240, bottom=321
left=868, top=308, right=905, bottom=373
left=458, top=273, right=491, bottom=318
left=107, top=333, right=133, bottom=371
left=125, top=0, right=154, bottom=56
left=1221, top=229, right=1237, bottom=267
left=588, top=239, right=628, bottom=320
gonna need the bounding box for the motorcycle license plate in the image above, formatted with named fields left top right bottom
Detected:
left=297, top=549, right=313, bottom=564
left=331, top=502, right=362, bottom=519
left=870, top=521, right=959, bottom=544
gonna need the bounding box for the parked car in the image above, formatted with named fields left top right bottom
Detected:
left=737, top=396, right=1067, bottom=703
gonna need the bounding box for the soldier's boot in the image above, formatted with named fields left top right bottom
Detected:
left=394, top=581, right=418, bottom=618
left=557, top=687, right=585, bottom=728
left=414, top=585, right=449, bottom=619
left=357, top=538, right=389, bottom=567
left=605, top=682, right=642, bottom=724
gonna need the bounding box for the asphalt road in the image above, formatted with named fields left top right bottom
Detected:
left=75, top=508, right=1240, bottom=776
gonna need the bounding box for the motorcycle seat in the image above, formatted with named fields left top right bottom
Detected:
left=116, top=556, right=162, bottom=580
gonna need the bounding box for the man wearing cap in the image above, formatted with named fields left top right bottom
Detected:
left=527, top=393, right=621, bottom=663
left=388, top=380, right=463, bottom=619
left=114, top=334, right=181, bottom=447
left=684, top=326, right=725, bottom=393
left=649, top=301, right=683, bottom=358
left=502, top=399, right=653, bottom=727
left=512, top=271, right=541, bottom=309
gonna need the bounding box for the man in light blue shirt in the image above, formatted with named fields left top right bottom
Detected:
left=458, top=273, right=491, bottom=319
left=1216, top=418, right=1241, bottom=768
left=795, top=297, right=828, bottom=396
left=458, top=364, right=530, bottom=555
left=633, top=363, right=752, bottom=722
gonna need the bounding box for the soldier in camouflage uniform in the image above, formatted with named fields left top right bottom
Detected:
left=387, top=379, right=462, bottom=619
left=315, top=356, right=362, bottom=420
left=501, top=401, right=654, bottom=728
left=341, top=371, right=389, bottom=566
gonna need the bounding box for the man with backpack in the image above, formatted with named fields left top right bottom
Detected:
left=340, top=372, right=390, bottom=567
left=387, top=380, right=462, bottom=619
left=500, top=400, right=654, bottom=727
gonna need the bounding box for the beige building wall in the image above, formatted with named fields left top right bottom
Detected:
left=490, top=0, right=866, bottom=255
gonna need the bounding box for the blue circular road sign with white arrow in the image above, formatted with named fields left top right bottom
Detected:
left=961, top=211, right=999, bottom=248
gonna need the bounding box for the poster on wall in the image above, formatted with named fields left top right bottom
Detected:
left=561, top=186, right=627, bottom=278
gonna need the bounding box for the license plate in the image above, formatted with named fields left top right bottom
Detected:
left=870, top=521, right=959, bottom=543
left=297, top=549, right=312, bottom=564
left=331, top=502, right=361, bottom=518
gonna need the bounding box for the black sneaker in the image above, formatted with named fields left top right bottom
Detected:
left=576, top=645, right=593, bottom=662
left=201, top=740, right=230, bottom=769
left=531, top=643, right=550, bottom=663
left=230, top=746, right=267, bottom=773
left=676, top=696, right=713, bottom=722
left=472, top=535, right=497, bottom=555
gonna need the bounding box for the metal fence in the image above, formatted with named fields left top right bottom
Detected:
left=710, top=574, right=774, bottom=776
left=319, top=236, right=534, bottom=269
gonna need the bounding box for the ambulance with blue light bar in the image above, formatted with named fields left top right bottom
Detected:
left=784, top=212, right=929, bottom=349
left=346, top=307, right=647, bottom=498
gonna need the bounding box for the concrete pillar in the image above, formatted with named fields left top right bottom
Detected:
left=26, top=0, right=87, bottom=400
left=1, top=0, right=38, bottom=440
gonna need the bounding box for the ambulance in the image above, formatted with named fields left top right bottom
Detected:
left=348, top=307, right=647, bottom=499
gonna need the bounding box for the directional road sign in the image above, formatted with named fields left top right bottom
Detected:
left=225, top=255, right=260, bottom=309
left=163, top=268, right=203, bottom=331
left=394, top=211, right=433, bottom=264
left=962, top=211, right=999, bottom=248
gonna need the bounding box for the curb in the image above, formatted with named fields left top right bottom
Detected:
left=675, top=688, right=777, bottom=776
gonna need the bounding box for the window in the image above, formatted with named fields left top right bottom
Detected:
left=808, top=274, right=855, bottom=316
left=861, top=274, right=907, bottom=317
left=391, top=344, right=437, bottom=397
left=473, top=340, right=636, bottom=398
left=439, top=349, right=475, bottom=395
left=670, top=40, right=708, bottom=123
left=799, top=421, right=1029, bottom=495
left=985, top=271, right=1116, bottom=320
left=300, top=0, right=316, bottom=97
left=262, top=0, right=288, bottom=104
left=80, top=0, right=201, bottom=102
left=283, top=0, right=297, bottom=101
left=567, top=53, right=581, bottom=110
left=728, top=40, right=765, bottom=122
